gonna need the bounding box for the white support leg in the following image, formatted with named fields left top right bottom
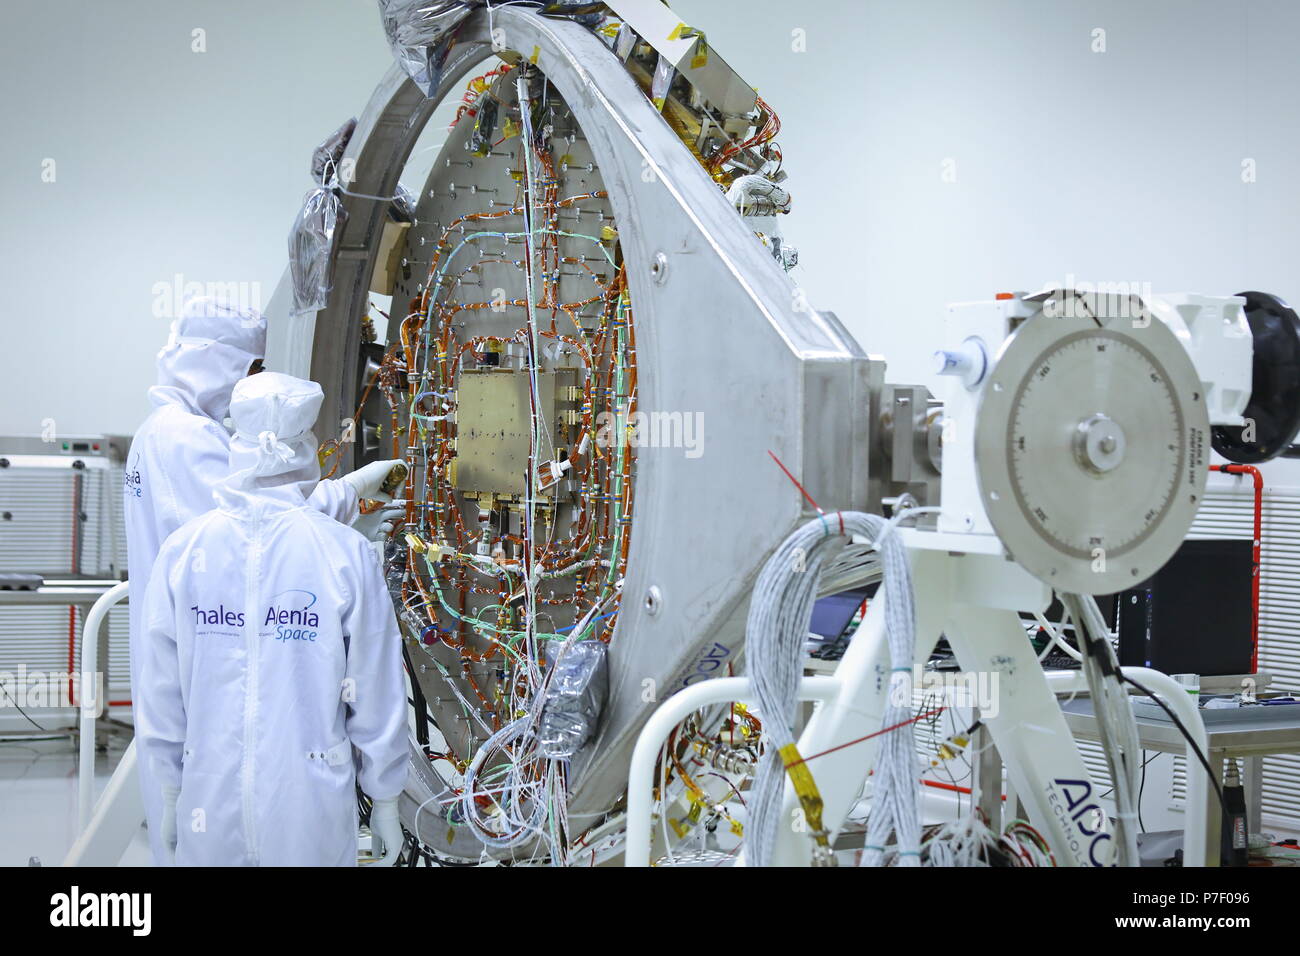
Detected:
left=771, top=546, right=1114, bottom=867
left=63, top=737, right=146, bottom=866
left=627, top=546, right=1206, bottom=868
left=918, top=547, right=1115, bottom=866
left=1044, top=667, right=1210, bottom=867
left=943, top=603, right=1114, bottom=866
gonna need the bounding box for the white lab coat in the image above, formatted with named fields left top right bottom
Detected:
left=124, top=302, right=357, bottom=863
left=135, top=373, right=408, bottom=866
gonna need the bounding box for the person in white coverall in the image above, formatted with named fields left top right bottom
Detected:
left=135, top=371, right=408, bottom=866
left=124, top=297, right=400, bottom=864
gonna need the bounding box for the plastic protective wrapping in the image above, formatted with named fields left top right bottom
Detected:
left=376, top=2, right=603, bottom=96
left=650, top=54, right=675, bottom=109
left=539, top=640, right=609, bottom=758
left=311, top=117, right=357, bottom=183
left=468, top=96, right=499, bottom=155
left=288, top=186, right=346, bottom=315
left=291, top=118, right=364, bottom=315
left=377, top=0, right=482, bottom=96
left=291, top=111, right=417, bottom=314
left=725, top=174, right=798, bottom=272
left=725, top=174, right=792, bottom=218
left=391, top=182, right=418, bottom=222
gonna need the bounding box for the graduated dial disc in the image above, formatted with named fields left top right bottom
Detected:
left=973, top=309, right=1209, bottom=595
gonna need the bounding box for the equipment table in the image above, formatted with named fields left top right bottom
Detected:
left=1060, top=694, right=1300, bottom=867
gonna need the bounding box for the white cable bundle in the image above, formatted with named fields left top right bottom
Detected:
left=456, top=593, right=618, bottom=863
left=916, top=812, right=1000, bottom=867
left=459, top=717, right=550, bottom=851
left=745, top=511, right=920, bottom=867
left=859, top=516, right=923, bottom=866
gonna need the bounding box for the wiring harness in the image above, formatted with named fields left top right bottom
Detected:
left=338, top=3, right=795, bottom=861
left=745, top=512, right=920, bottom=867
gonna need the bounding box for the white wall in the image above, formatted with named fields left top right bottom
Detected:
left=5, top=0, right=1300, bottom=454
left=672, top=0, right=1300, bottom=388
left=0, top=0, right=392, bottom=438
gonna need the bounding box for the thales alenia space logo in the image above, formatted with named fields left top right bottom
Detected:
left=191, top=589, right=321, bottom=641
left=265, top=588, right=320, bottom=642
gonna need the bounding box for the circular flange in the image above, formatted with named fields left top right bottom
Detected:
left=974, top=306, right=1209, bottom=594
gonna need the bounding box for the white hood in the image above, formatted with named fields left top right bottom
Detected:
left=215, top=371, right=326, bottom=515
left=149, top=296, right=267, bottom=423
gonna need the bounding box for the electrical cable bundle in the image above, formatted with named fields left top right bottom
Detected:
left=1060, top=592, right=1141, bottom=867
left=909, top=813, right=1001, bottom=867
left=369, top=65, right=638, bottom=861
left=454, top=594, right=618, bottom=863
left=745, top=511, right=919, bottom=867
left=457, top=716, right=554, bottom=852
left=1002, top=820, right=1057, bottom=866
left=871, top=812, right=1057, bottom=867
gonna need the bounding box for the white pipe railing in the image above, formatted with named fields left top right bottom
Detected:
left=64, top=739, right=144, bottom=866
left=626, top=667, right=1211, bottom=867
left=78, top=581, right=129, bottom=829
left=1046, top=666, right=1210, bottom=867
left=625, top=675, right=842, bottom=867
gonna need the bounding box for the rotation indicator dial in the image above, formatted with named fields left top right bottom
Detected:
left=974, top=309, right=1208, bottom=594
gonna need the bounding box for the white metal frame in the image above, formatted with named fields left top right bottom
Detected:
left=625, top=547, right=1212, bottom=867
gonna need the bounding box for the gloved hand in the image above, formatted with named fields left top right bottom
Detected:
left=341, top=459, right=404, bottom=503
left=368, top=797, right=402, bottom=866
left=161, top=785, right=180, bottom=865
left=352, top=501, right=405, bottom=543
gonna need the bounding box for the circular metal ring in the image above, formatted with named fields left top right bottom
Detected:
left=974, top=307, right=1209, bottom=594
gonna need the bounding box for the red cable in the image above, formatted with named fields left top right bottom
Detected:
left=921, top=778, right=1007, bottom=801
left=766, top=449, right=821, bottom=514
left=789, top=706, right=946, bottom=767
left=66, top=605, right=76, bottom=706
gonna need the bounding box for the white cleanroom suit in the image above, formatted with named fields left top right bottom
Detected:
left=124, top=296, right=392, bottom=863
left=135, top=372, right=408, bottom=866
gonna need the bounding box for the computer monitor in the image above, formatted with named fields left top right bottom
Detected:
left=1116, top=537, right=1255, bottom=676
left=808, top=586, right=872, bottom=641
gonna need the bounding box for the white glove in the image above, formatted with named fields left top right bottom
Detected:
left=368, top=797, right=402, bottom=866
left=160, top=785, right=179, bottom=865
left=342, top=459, right=404, bottom=503
left=352, top=501, right=405, bottom=543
